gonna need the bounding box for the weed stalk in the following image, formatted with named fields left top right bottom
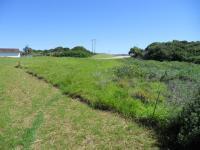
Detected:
left=152, top=71, right=167, bottom=117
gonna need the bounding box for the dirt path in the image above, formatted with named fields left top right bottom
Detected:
left=0, top=60, right=158, bottom=149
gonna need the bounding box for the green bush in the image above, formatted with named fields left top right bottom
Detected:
left=129, top=47, right=144, bottom=58
left=163, top=89, right=200, bottom=149
left=113, top=64, right=145, bottom=79
left=178, top=89, right=200, bottom=147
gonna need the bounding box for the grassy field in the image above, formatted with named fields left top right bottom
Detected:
left=19, top=57, right=200, bottom=126
left=91, top=53, right=114, bottom=59
left=1, top=57, right=199, bottom=149
left=0, top=58, right=158, bottom=149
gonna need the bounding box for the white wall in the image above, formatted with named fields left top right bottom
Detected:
left=0, top=53, right=20, bottom=58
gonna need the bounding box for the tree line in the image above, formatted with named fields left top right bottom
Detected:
left=22, top=46, right=94, bottom=58
left=129, top=40, right=200, bottom=64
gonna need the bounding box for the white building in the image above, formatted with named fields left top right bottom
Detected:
left=0, top=48, right=20, bottom=58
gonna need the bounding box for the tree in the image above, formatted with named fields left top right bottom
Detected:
left=129, top=47, right=143, bottom=58
left=71, top=46, right=88, bottom=51
left=23, top=45, right=32, bottom=56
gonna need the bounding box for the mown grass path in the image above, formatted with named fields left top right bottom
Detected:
left=0, top=59, right=158, bottom=149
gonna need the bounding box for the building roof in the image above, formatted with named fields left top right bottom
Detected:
left=0, top=48, right=20, bottom=53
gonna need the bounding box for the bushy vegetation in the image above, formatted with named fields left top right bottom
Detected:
left=52, top=46, right=93, bottom=57
left=128, top=47, right=144, bottom=58
left=23, top=46, right=94, bottom=58
left=129, top=40, right=200, bottom=63
left=178, top=90, right=200, bottom=147
left=144, top=40, right=200, bottom=63
left=114, top=61, right=200, bottom=149
left=163, top=89, right=200, bottom=149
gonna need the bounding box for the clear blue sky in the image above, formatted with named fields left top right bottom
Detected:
left=0, top=0, right=199, bottom=54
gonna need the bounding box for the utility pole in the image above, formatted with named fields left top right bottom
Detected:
left=91, top=39, right=93, bottom=53
left=94, top=39, right=96, bottom=54
left=91, top=39, right=96, bottom=54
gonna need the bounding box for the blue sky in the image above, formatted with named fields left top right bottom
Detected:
left=0, top=0, right=199, bottom=54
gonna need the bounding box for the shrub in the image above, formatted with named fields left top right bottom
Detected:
left=113, top=64, right=145, bottom=79
left=177, top=89, right=200, bottom=147
left=164, top=88, right=200, bottom=149
left=129, top=47, right=144, bottom=58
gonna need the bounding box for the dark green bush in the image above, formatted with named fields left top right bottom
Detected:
left=53, top=50, right=92, bottom=58
left=143, top=40, right=200, bottom=63
left=129, top=47, right=144, bottom=58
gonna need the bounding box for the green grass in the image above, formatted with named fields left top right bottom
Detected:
left=91, top=53, right=114, bottom=59
left=0, top=58, right=158, bottom=149
left=20, top=57, right=200, bottom=126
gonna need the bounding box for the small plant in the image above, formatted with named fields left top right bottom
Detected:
left=15, top=61, right=21, bottom=68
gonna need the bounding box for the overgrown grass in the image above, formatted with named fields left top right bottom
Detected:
left=112, top=58, right=200, bottom=148
left=0, top=58, right=157, bottom=149
left=19, top=57, right=200, bottom=128
left=117, top=58, right=200, bottom=106
left=21, top=57, right=166, bottom=123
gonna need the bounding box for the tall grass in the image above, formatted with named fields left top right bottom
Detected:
left=20, top=57, right=200, bottom=127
